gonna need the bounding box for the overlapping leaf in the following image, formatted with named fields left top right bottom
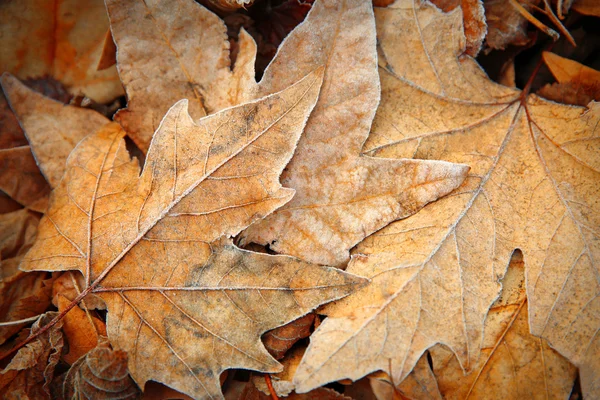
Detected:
left=293, top=1, right=600, bottom=397
left=20, top=70, right=368, bottom=399
left=106, top=0, right=470, bottom=266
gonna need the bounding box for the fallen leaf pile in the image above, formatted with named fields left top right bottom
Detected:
left=0, top=0, right=597, bottom=399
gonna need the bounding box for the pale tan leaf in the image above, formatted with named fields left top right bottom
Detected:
left=294, top=1, right=599, bottom=397
left=240, top=0, right=469, bottom=266
left=106, top=0, right=259, bottom=152
left=1, top=74, right=111, bottom=188
left=428, top=251, right=577, bottom=399
left=0, top=0, right=123, bottom=103
left=430, top=0, right=487, bottom=57
left=21, top=71, right=367, bottom=399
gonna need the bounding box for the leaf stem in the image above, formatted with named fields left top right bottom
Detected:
left=264, top=374, right=279, bottom=400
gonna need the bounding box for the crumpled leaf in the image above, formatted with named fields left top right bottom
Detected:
left=484, top=0, right=538, bottom=50
left=106, top=0, right=259, bottom=152
left=538, top=51, right=600, bottom=106
left=240, top=0, right=470, bottom=266
left=63, top=338, right=140, bottom=400
left=428, top=251, right=577, bottom=399
left=58, top=295, right=107, bottom=364
left=263, top=313, right=315, bottom=360
left=0, top=0, right=123, bottom=103
left=21, top=70, right=367, bottom=399
left=293, top=1, right=600, bottom=397
left=0, top=312, right=64, bottom=400
left=1, top=74, right=110, bottom=188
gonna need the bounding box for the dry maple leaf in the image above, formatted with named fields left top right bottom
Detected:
left=105, top=0, right=259, bottom=152
left=106, top=0, right=469, bottom=266
left=0, top=0, right=123, bottom=103
left=240, top=0, right=470, bottom=266
left=20, top=70, right=367, bottom=399
left=293, top=1, right=600, bottom=397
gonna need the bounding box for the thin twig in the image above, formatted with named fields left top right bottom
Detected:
left=0, top=314, right=42, bottom=327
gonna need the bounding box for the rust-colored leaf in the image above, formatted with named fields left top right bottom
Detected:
left=294, top=1, right=599, bottom=397
left=57, top=295, right=107, bottom=365
left=263, top=313, right=315, bottom=360
left=20, top=70, right=368, bottom=399
left=63, top=338, right=140, bottom=400
left=0, top=0, right=123, bottom=103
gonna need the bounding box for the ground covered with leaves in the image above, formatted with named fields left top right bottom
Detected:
left=0, top=0, right=598, bottom=399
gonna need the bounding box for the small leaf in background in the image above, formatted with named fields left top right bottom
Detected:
left=63, top=338, right=140, bottom=400
left=538, top=51, right=600, bottom=106
left=0, top=0, right=123, bottom=103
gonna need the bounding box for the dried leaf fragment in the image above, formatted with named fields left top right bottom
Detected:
left=58, top=295, right=107, bottom=364
left=20, top=70, right=367, bottom=399
left=63, top=338, right=140, bottom=400
left=0, top=312, right=64, bottom=400
left=263, top=313, right=315, bottom=360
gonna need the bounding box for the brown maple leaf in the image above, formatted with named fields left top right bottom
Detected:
left=293, top=1, right=599, bottom=397
left=19, top=70, right=367, bottom=399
